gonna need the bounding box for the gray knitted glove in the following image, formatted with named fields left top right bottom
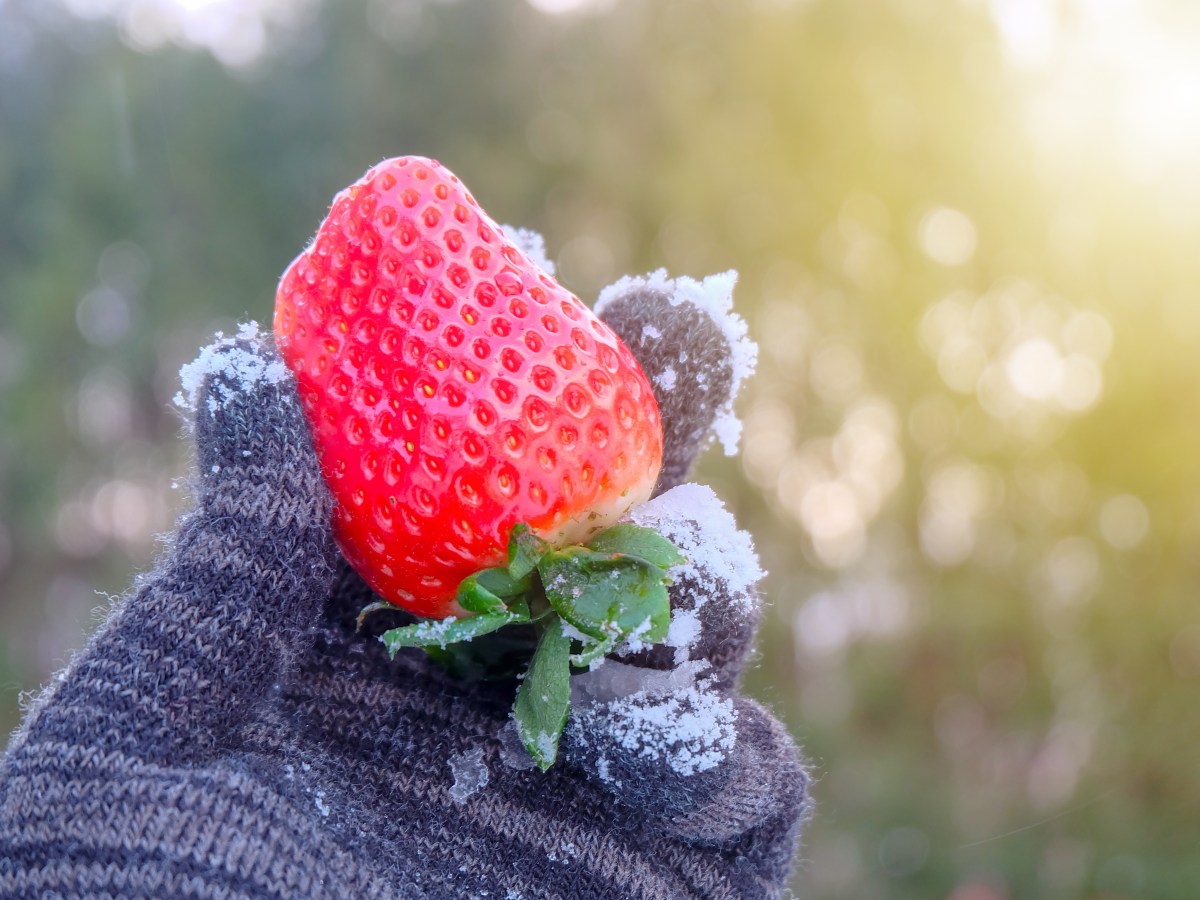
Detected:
left=0, top=274, right=809, bottom=899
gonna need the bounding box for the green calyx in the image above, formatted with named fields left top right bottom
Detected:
left=363, top=521, right=686, bottom=771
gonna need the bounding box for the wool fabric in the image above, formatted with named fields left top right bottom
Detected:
left=0, top=288, right=809, bottom=898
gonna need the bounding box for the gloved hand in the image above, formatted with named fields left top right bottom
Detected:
left=0, top=270, right=810, bottom=899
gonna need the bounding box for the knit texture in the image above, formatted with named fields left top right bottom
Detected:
left=0, top=291, right=809, bottom=899
left=597, top=281, right=736, bottom=496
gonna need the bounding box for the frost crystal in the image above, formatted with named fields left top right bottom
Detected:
left=595, top=269, right=757, bottom=455
left=314, top=791, right=331, bottom=817
left=559, top=619, right=595, bottom=644
left=174, top=321, right=289, bottom=414
left=664, top=609, right=702, bottom=666
left=501, top=225, right=556, bottom=276
left=655, top=365, right=678, bottom=391
left=630, top=483, right=764, bottom=613
left=534, top=731, right=557, bottom=762
left=448, top=747, right=490, bottom=804
left=613, top=615, right=656, bottom=656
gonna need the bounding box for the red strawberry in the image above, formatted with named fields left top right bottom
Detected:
left=274, top=157, right=664, bottom=620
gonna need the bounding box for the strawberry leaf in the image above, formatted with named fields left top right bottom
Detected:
left=539, top=548, right=672, bottom=644
left=379, top=611, right=516, bottom=655
left=605, top=574, right=670, bottom=643
left=506, top=597, right=532, bottom=621
left=476, top=565, right=533, bottom=599
left=508, top=523, right=550, bottom=580
left=456, top=567, right=533, bottom=616
left=586, top=523, right=687, bottom=570
left=514, top=617, right=572, bottom=771
left=569, top=632, right=618, bottom=670
left=455, top=576, right=508, bottom=616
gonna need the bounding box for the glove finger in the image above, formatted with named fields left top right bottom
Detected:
left=615, top=483, right=764, bottom=691
left=565, top=678, right=810, bottom=851
left=6, top=326, right=337, bottom=766
left=596, top=271, right=756, bottom=495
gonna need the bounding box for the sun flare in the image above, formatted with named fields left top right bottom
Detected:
left=990, top=0, right=1200, bottom=183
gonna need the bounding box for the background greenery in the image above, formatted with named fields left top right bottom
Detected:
left=3, top=0, right=1199, bottom=896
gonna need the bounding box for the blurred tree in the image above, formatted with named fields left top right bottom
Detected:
left=2, top=0, right=1200, bottom=896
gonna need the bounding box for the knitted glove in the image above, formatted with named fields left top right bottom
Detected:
left=0, top=273, right=810, bottom=899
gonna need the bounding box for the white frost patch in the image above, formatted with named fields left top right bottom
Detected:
left=655, top=366, right=677, bottom=392
left=595, top=755, right=612, bottom=783
left=498, top=719, right=539, bottom=771
left=630, top=483, right=763, bottom=612
left=448, top=747, right=491, bottom=804
left=174, top=321, right=289, bottom=415
left=575, top=660, right=738, bottom=776
left=613, top=615, right=656, bottom=656
left=501, top=225, right=556, bottom=276
left=596, top=269, right=756, bottom=455
left=389, top=617, right=461, bottom=649
left=559, top=619, right=596, bottom=645
left=314, top=791, right=331, bottom=817
left=642, top=323, right=662, bottom=341
left=547, top=839, right=579, bottom=864
left=534, top=731, right=557, bottom=762
left=665, top=609, right=702, bottom=666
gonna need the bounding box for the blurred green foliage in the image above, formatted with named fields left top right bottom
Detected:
left=3, top=0, right=1200, bottom=896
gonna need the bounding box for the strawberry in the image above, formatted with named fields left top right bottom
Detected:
left=274, top=156, right=664, bottom=619
left=274, top=157, right=681, bottom=768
